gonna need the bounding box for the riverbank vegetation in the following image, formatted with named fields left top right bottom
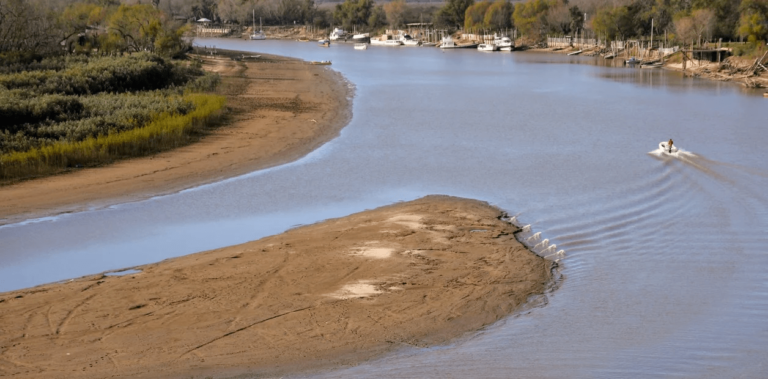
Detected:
left=0, top=1, right=225, bottom=182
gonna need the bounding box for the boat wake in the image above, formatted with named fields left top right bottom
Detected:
left=648, top=141, right=695, bottom=159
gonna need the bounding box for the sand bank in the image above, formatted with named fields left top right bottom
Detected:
left=0, top=51, right=351, bottom=225
left=0, top=195, right=552, bottom=378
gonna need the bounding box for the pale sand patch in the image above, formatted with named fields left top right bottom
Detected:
left=387, top=214, right=424, bottom=229
left=329, top=281, right=382, bottom=299
left=350, top=246, right=395, bottom=259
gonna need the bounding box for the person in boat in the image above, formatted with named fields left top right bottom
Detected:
left=667, top=139, right=674, bottom=153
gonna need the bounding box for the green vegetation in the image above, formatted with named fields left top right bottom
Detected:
left=0, top=2, right=226, bottom=182
left=0, top=53, right=224, bottom=181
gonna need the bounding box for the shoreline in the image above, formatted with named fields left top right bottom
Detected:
left=0, top=196, right=553, bottom=378
left=0, top=49, right=353, bottom=225
left=524, top=45, right=768, bottom=90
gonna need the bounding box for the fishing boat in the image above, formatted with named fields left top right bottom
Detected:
left=354, top=43, right=368, bottom=50
left=249, top=11, right=266, bottom=40
left=625, top=56, right=641, bottom=65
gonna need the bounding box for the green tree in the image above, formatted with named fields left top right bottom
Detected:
left=104, top=4, right=188, bottom=57
left=512, top=0, right=555, bottom=40
left=464, top=1, right=491, bottom=30
left=437, top=0, right=475, bottom=29
left=738, top=0, right=768, bottom=43
left=484, top=0, right=513, bottom=31
left=333, top=0, right=374, bottom=29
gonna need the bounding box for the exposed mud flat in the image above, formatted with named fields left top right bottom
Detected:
left=0, top=196, right=551, bottom=378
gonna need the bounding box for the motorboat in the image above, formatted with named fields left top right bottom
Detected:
left=625, top=56, right=641, bottom=65
left=249, top=11, right=266, bottom=40
left=329, top=28, right=346, bottom=41
left=439, top=36, right=478, bottom=49
left=398, top=33, right=421, bottom=46
left=354, top=43, right=368, bottom=50
left=494, top=35, right=513, bottom=50
left=659, top=141, right=678, bottom=154
left=318, top=39, right=330, bottom=47
left=477, top=43, right=496, bottom=51
left=353, top=32, right=369, bottom=40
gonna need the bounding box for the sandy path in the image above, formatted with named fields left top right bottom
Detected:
left=0, top=52, right=351, bottom=225
left=0, top=196, right=551, bottom=378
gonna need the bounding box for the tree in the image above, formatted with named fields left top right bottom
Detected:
left=464, top=1, right=492, bottom=30
left=104, top=4, right=189, bottom=57
left=569, top=6, right=584, bottom=33
left=437, top=0, right=475, bottom=29
left=545, top=2, right=572, bottom=34
left=590, top=5, right=632, bottom=40
left=513, top=0, right=555, bottom=40
left=383, top=0, right=406, bottom=28
left=0, top=0, right=59, bottom=56
left=738, top=0, right=768, bottom=43
left=333, top=0, right=374, bottom=29
left=484, top=0, right=513, bottom=31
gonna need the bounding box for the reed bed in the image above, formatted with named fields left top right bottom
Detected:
left=0, top=93, right=225, bottom=181
left=0, top=53, right=226, bottom=182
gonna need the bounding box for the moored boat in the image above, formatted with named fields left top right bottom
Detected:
left=249, top=11, right=266, bottom=40
left=371, top=35, right=403, bottom=46
left=493, top=35, right=513, bottom=50
left=354, top=43, right=368, bottom=50
left=398, top=33, right=421, bottom=46
left=329, top=28, right=346, bottom=41
left=477, top=43, right=496, bottom=51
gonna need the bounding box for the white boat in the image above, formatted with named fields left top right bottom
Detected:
left=329, top=28, right=346, bottom=41
left=370, top=35, right=403, bottom=46
left=439, top=36, right=478, bottom=49
left=353, top=33, right=369, bottom=40
left=398, top=33, right=421, bottom=46
left=494, top=35, right=513, bottom=50
left=354, top=43, right=368, bottom=50
left=659, top=141, right=678, bottom=154
left=439, top=36, right=456, bottom=49
left=249, top=11, right=266, bottom=40
left=477, top=43, right=496, bottom=51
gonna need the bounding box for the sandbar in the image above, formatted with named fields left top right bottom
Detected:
left=0, top=195, right=552, bottom=378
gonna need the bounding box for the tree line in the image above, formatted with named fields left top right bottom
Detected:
left=0, top=0, right=195, bottom=60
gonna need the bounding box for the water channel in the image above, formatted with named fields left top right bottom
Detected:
left=2, top=39, right=767, bottom=377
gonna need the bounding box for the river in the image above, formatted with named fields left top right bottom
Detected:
left=2, top=39, right=767, bottom=377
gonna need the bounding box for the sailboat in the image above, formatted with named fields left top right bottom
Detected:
left=250, top=10, right=266, bottom=40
